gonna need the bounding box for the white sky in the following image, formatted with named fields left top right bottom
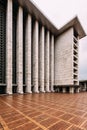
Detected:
left=33, top=0, right=87, bottom=80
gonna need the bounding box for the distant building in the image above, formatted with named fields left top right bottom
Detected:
left=0, top=0, right=86, bottom=94
left=79, top=80, right=87, bottom=92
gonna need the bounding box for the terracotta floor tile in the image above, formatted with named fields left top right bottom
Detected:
left=49, top=121, right=71, bottom=130
left=59, top=113, right=74, bottom=121
left=69, top=117, right=86, bottom=126
left=68, top=125, right=84, bottom=130
left=52, top=110, right=65, bottom=117
left=45, top=108, right=56, bottom=114
left=1, top=111, right=19, bottom=118
left=40, top=117, right=58, bottom=127
left=35, top=128, right=44, bottom=130
left=83, top=113, right=87, bottom=118
left=4, top=115, right=25, bottom=124
left=13, top=122, right=38, bottom=130
left=23, top=110, right=36, bottom=115
left=0, top=123, right=3, bottom=129
left=33, top=114, right=49, bottom=122
left=73, top=110, right=85, bottom=117
left=0, top=93, right=87, bottom=129
left=81, top=121, right=87, bottom=129
left=7, top=118, right=29, bottom=129
left=28, top=111, right=42, bottom=118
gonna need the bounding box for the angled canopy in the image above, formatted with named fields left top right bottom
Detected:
left=58, top=16, right=86, bottom=39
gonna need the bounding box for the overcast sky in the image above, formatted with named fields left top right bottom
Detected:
left=33, top=0, right=87, bottom=80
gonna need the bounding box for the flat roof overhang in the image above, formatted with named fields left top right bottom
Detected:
left=14, top=0, right=58, bottom=36
left=13, top=1, right=86, bottom=39
left=58, top=16, right=86, bottom=39
left=80, top=80, right=87, bottom=83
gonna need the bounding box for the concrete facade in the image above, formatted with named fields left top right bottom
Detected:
left=0, top=0, right=86, bottom=94
left=55, top=28, right=73, bottom=86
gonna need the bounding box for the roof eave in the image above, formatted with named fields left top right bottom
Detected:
left=58, top=16, right=86, bottom=39
left=15, top=0, right=58, bottom=35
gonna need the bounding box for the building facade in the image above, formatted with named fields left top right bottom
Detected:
left=0, top=0, right=86, bottom=94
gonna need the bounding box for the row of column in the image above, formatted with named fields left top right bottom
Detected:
left=6, top=0, right=54, bottom=94
left=56, top=87, right=80, bottom=93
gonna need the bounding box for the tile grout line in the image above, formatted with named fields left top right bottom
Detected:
left=0, top=116, right=10, bottom=130
left=4, top=97, right=87, bottom=129
left=0, top=99, right=47, bottom=130
left=9, top=97, right=87, bottom=120
left=11, top=121, right=31, bottom=130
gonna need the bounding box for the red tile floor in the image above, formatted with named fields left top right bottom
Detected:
left=0, top=93, right=87, bottom=130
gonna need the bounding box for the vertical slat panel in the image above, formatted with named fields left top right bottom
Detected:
left=0, top=2, right=6, bottom=84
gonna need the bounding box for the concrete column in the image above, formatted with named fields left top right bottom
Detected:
left=57, top=88, right=60, bottom=92
left=69, top=87, right=74, bottom=94
left=6, top=0, right=12, bottom=94
left=76, top=88, right=80, bottom=93
left=50, top=35, right=54, bottom=92
left=45, top=31, right=50, bottom=92
left=63, top=88, right=66, bottom=93
left=84, top=83, right=86, bottom=91
left=39, top=26, right=45, bottom=92
left=25, top=14, right=32, bottom=93
left=33, top=21, right=39, bottom=93
left=16, top=6, right=23, bottom=94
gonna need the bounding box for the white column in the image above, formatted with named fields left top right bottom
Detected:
left=50, top=35, right=54, bottom=92
left=63, top=88, right=66, bottom=93
left=25, top=14, right=32, bottom=93
left=84, top=82, right=86, bottom=91
left=16, top=6, right=23, bottom=94
left=45, top=31, right=50, bottom=92
left=39, top=26, right=45, bottom=92
left=6, top=0, right=12, bottom=94
left=69, top=87, right=74, bottom=93
left=33, top=21, right=39, bottom=93
left=76, top=88, right=80, bottom=93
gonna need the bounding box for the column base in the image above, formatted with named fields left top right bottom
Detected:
left=7, top=92, right=12, bottom=95
left=6, top=87, right=12, bottom=95
left=51, top=90, right=54, bottom=92
left=26, top=91, right=32, bottom=94
left=34, top=91, right=39, bottom=93
left=46, top=90, right=51, bottom=93
left=29, top=91, right=32, bottom=94
left=18, top=91, right=24, bottom=94
left=40, top=90, right=45, bottom=93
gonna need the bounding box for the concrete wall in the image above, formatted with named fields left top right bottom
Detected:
left=55, top=28, right=73, bottom=85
